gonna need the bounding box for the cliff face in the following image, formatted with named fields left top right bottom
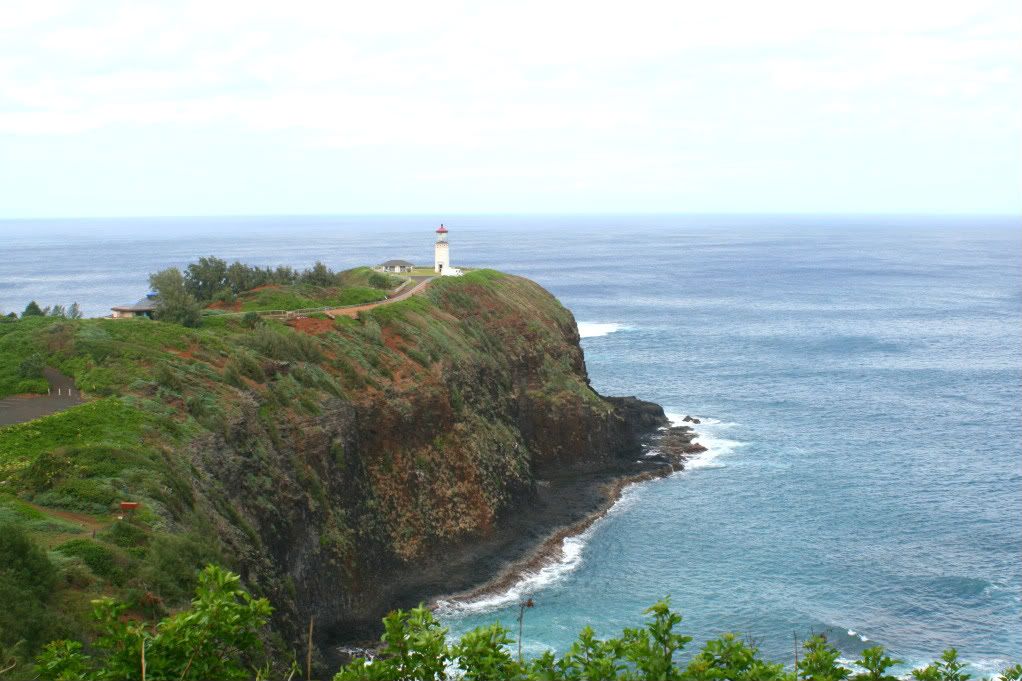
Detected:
left=182, top=272, right=666, bottom=658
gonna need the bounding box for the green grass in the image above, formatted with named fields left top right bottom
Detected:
left=0, top=398, right=151, bottom=478
left=0, top=316, right=56, bottom=396
left=338, top=266, right=404, bottom=290
left=238, top=284, right=386, bottom=312
left=240, top=288, right=321, bottom=311
left=332, top=286, right=388, bottom=306
left=0, top=493, right=84, bottom=535
left=53, top=538, right=127, bottom=583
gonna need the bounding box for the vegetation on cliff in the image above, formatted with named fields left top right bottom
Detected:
left=1, top=263, right=645, bottom=673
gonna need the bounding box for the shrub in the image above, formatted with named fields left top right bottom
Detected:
left=241, top=311, right=262, bottom=328
left=53, top=538, right=125, bottom=584
left=137, top=533, right=221, bottom=604
left=243, top=325, right=323, bottom=362
left=149, top=268, right=202, bottom=328
left=0, top=524, right=59, bottom=654
left=18, top=353, right=45, bottom=379
left=368, top=272, right=396, bottom=289
left=37, top=565, right=272, bottom=681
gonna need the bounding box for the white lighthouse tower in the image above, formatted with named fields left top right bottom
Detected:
left=434, top=224, right=450, bottom=273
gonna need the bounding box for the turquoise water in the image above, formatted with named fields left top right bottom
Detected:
left=2, top=215, right=1020, bottom=672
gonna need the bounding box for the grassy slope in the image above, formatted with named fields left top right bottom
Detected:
left=0, top=269, right=602, bottom=653
left=231, top=267, right=400, bottom=312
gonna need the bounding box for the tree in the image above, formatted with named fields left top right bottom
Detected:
left=68, top=303, right=83, bottom=319
left=0, top=524, right=59, bottom=656
left=334, top=605, right=450, bottom=681
left=184, top=256, right=228, bottom=302
left=37, top=565, right=272, bottom=681
left=911, top=649, right=969, bottom=681
left=149, top=268, right=202, bottom=327
left=49, top=304, right=66, bottom=318
left=799, top=636, right=849, bottom=681
left=852, top=646, right=901, bottom=681
left=301, top=261, right=337, bottom=287
left=22, top=301, right=44, bottom=317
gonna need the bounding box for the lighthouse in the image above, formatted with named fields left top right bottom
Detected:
left=434, top=224, right=450, bottom=273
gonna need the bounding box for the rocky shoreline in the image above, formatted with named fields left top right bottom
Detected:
left=426, top=418, right=709, bottom=620
left=330, top=413, right=710, bottom=664
left=372, top=413, right=699, bottom=613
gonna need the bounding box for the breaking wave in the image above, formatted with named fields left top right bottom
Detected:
left=577, top=322, right=632, bottom=338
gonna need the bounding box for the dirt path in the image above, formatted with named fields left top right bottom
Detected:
left=325, top=276, right=434, bottom=319
left=23, top=497, right=108, bottom=532
left=0, top=367, right=85, bottom=426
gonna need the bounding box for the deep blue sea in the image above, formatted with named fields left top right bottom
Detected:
left=2, top=215, right=1020, bottom=674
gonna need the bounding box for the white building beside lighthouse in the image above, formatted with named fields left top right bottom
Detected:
left=434, top=224, right=462, bottom=275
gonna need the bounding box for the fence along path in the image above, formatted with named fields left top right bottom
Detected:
left=0, top=367, right=85, bottom=426
left=201, top=277, right=426, bottom=321
left=324, top=276, right=434, bottom=319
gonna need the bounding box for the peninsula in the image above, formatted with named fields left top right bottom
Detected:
left=0, top=252, right=690, bottom=667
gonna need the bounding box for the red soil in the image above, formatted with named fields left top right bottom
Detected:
left=290, top=317, right=335, bottom=335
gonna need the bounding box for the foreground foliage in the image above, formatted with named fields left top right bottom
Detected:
left=333, top=600, right=1021, bottom=681
left=34, top=565, right=272, bottom=681
left=4, top=561, right=1018, bottom=680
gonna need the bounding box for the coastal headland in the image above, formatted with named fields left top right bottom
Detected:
left=0, top=264, right=698, bottom=668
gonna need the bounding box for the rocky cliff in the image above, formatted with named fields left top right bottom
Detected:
left=183, top=272, right=667, bottom=661
left=0, top=270, right=667, bottom=667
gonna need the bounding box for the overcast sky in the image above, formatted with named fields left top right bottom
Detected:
left=1, top=0, right=1019, bottom=218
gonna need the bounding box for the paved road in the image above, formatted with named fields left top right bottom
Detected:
left=326, top=276, right=435, bottom=319
left=0, top=367, right=84, bottom=426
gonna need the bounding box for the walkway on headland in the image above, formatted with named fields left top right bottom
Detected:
left=0, top=367, right=84, bottom=426
left=325, top=275, right=435, bottom=319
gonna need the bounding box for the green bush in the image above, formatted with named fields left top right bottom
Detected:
left=37, top=565, right=272, bottom=681
left=368, top=272, right=397, bottom=289
left=242, top=325, right=323, bottom=362
left=17, top=353, right=45, bottom=379
left=98, top=520, right=148, bottom=549
left=137, top=533, right=221, bottom=604
left=0, top=524, right=59, bottom=654
left=53, top=538, right=125, bottom=584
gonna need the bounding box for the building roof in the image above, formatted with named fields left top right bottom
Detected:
left=436, top=224, right=448, bottom=233
left=380, top=259, right=415, bottom=267
left=111, top=294, right=159, bottom=312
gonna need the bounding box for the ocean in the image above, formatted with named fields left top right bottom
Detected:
left=2, top=214, right=1019, bottom=673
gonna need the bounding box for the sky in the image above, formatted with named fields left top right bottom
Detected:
left=0, top=0, right=1020, bottom=218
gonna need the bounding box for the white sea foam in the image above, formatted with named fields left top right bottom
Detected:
left=663, top=412, right=745, bottom=470
left=436, top=482, right=651, bottom=616
left=435, top=531, right=592, bottom=616
left=663, top=412, right=728, bottom=429
left=439, top=413, right=741, bottom=615
left=577, top=322, right=631, bottom=338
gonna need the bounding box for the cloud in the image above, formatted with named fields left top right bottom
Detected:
left=0, top=0, right=1018, bottom=214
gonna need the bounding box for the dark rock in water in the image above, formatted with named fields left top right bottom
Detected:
left=682, top=415, right=701, bottom=424
left=655, top=424, right=706, bottom=470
